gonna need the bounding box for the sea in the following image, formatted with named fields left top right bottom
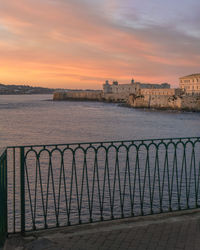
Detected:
left=1, top=94, right=200, bottom=232
left=0, top=94, right=199, bottom=147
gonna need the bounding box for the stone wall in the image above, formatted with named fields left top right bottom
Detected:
left=128, top=94, right=200, bottom=111
left=53, top=91, right=103, bottom=101
left=53, top=91, right=128, bottom=103
left=181, top=95, right=200, bottom=111
left=53, top=91, right=200, bottom=111
left=140, top=88, right=182, bottom=96
left=103, top=93, right=128, bottom=102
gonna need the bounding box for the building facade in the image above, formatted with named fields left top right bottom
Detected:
left=179, top=74, right=200, bottom=94
left=103, top=79, right=140, bottom=94
left=103, top=79, right=171, bottom=95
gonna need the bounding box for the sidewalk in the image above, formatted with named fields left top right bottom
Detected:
left=4, top=209, right=200, bottom=250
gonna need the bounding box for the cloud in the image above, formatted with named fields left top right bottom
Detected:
left=0, top=0, right=200, bottom=88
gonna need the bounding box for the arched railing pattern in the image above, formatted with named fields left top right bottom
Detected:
left=5, top=137, right=200, bottom=233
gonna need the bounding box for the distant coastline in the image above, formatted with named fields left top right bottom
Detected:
left=0, top=83, right=97, bottom=95
left=0, top=83, right=66, bottom=95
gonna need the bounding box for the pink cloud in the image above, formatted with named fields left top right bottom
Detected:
left=0, top=0, right=199, bottom=88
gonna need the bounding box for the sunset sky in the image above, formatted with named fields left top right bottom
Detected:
left=0, top=0, right=200, bottom=89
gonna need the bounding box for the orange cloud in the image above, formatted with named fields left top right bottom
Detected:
left=0, top=0, right=200, bottom=88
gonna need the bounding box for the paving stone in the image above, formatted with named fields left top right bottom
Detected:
left=25, top=238, right=57, bottom=250
left=5, top=211, right=200, bottom=250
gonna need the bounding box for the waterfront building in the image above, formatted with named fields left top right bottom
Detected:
left=103, top=79, right=170, bottom=95
left=103, top=79, right=140, bottom=94
left=179, top=74, right=200, bottom=95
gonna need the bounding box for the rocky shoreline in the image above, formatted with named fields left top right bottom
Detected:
left=53, top=91, right=200, bottom=112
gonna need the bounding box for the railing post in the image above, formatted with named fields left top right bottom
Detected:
left=4, top=150, right=7, bottom=235
left=0, top=148, right=7, bottom=247
left=20, top=147, right=25, bottom=234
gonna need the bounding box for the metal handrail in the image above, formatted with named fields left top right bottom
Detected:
left=1, top=137, right=200, bottom=236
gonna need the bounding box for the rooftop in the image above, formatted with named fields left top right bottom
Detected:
left=180, top=73, right=200, bottom=79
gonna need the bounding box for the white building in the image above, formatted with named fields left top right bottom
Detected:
left=179, top=74, right=200, bottom=94
left=103, top=79, right=170, bottom=95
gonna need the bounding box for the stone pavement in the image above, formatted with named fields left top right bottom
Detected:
left=4, top=209, right=200, bottom=250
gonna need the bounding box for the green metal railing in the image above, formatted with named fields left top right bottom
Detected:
left=1, top=137, right=200, bottom=240
left=0, top=148, right=7, bottom=246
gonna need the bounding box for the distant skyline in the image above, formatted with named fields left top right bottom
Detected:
left=0, top=0, right=200, bottom=89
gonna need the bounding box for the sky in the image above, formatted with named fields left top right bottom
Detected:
left=0, top=0, right=200, bottom=89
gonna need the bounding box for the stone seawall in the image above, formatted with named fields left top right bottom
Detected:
left=128, top=94, right=200, bottom=111
left=53, top=91, right=200, bottom=111
left=53, top=91, right=128, bottom=102
left=53, top=91, right=103, bottom=101
left=103, top=93, right=128, bottom=102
